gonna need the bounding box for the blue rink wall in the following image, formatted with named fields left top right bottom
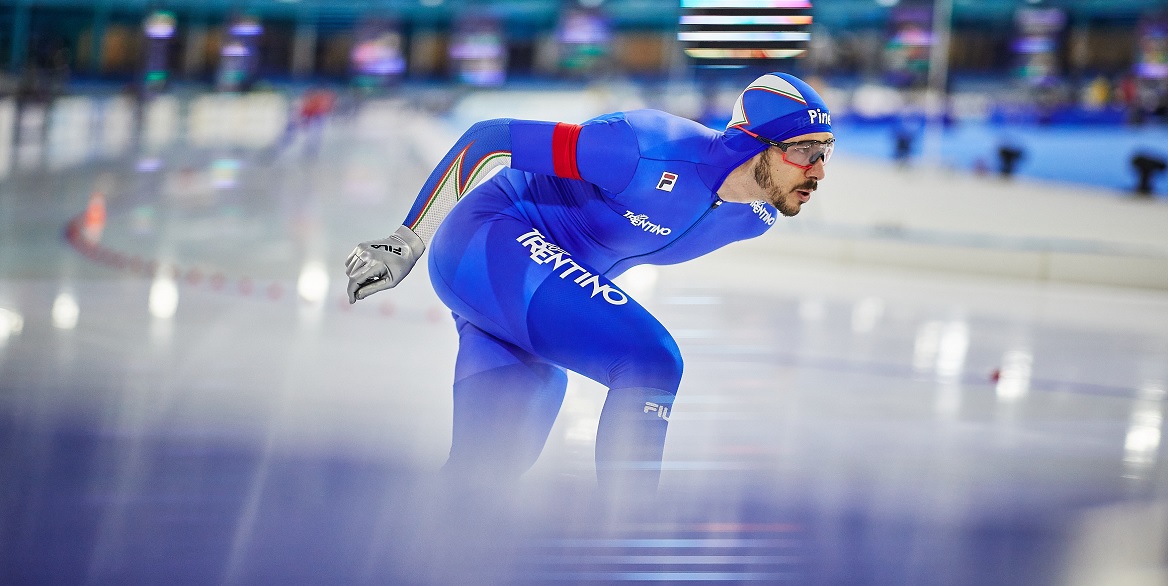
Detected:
left=832, top=121, right=1168, bottom=198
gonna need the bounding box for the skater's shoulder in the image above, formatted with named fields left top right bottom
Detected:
left=608, top=110, right=719, bottom=161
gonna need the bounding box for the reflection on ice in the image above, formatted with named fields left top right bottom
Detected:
left=297, top=260, right=331, bottom=325
left=210, top=158, right=242, bottom=189
left=296, top=260, right=330, bottom=306
left=850, top=296, right=884, bottom=334
left=149, top=270, right=179, bottom=319
left=52, top=290, right=80, bottom=330
left=913, top=320, right=971, bottom=417
left=797, top=297, right=825, bottom=321
left=995, top=349, right=1033, bottom=403
left=935, top=320, right=969, bottom=382
left=1124, top=382, right=1164, bottom=479
left=912, top=320, right=971, bottom=381
left=0, top=307, right=23, bottom=343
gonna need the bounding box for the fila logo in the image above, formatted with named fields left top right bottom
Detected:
left=370, top=244, right=404, bottom=255
left=808, top=108, right=831, bottom=126
left=623, top=210, right=673, bottom=236
left=656, top=172, right=678, bottom=192
left=644, top=402, right=670, bottom=421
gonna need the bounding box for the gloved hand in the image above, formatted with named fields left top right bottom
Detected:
left=344, top=225, right=426, bottom=303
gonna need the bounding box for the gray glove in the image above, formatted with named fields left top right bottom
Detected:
left=344, top=225, right=426, bottom=303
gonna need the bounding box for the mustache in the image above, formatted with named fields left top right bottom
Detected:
left=796, top=180, right=818, bottom=192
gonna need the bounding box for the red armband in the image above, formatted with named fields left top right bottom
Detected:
left=551, top=122, right=583, bottom=180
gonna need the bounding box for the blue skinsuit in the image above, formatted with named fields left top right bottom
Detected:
left=402, top=109, right=774, bottom=489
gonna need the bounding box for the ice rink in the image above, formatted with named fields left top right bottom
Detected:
left=1, top=88, right=1166, bottom=585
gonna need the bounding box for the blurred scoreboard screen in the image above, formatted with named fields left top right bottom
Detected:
left=679, top=0, right=813, bottom=67
left=1137, top=15, right=1167, bottom=80
left=351, top=18, right=405, bottom=87
left=1013, top=7, right=1066, bottom=85
left=884, top=5, right=933, bottom=87
left=558, top=8, right=611, bottom=74
left=450, top=17, right=507, bottom=86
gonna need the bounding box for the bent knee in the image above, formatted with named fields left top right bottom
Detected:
left=608, top=338, right=684, bottom=392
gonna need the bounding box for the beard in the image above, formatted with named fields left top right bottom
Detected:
left=754, top=149, right=817, bottom=217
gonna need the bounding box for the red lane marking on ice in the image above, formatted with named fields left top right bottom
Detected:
left=62, top=214, right=440, bottom=320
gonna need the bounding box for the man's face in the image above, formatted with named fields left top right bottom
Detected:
left=752, top=131, right=833, bottom=217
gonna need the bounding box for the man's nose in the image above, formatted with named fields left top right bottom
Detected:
left=806, top=159, right=826, bottom=181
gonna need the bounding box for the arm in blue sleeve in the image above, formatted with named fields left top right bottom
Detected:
left=575, top=117, right=640, bottom=194
left=401, top=118, right=515, bottom=244
left=402, top=116, right=640, bottom=244
left=510, top=116, right=640, bottom=194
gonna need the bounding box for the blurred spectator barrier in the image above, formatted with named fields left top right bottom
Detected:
left=188, top=93, right=287, bottom=148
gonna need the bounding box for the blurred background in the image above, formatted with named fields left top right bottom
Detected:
left=0, top=0, right=1165, bottom=191
left=1, top=0, right=1167, bottom=584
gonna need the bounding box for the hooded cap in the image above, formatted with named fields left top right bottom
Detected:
left=698, top=72, right=835, bottom=194
left=724, top=72, right=832, bottom=148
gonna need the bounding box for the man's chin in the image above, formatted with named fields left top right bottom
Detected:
left=777, top=201, right=801, bottom=217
